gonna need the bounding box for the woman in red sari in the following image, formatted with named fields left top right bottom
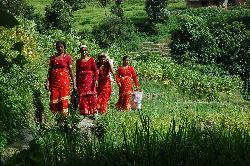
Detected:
left=96, top=53, right=114, bottom=114
left=116, top=55, right=140, bottom=111
left=76, top=45, right=98, bottom=116
left=46, top=41, right=76, bottom=117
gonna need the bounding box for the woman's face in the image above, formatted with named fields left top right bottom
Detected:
left=80, top=47, right=87, bottom=55
left=56, top=44, right=64, bottom=54
left=100, top=56, right=106, bottom=64
left=123, top=58, right=129, bottom=66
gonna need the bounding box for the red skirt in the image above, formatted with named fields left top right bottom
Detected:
left=116, top=77, right=133, bottom=111
left=97, top=79, right=111, bottom=114
left=79, top=94, right=97, bottom=115
left=49, top=68, right=70, bottom=117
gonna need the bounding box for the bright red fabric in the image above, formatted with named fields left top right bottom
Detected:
left=116, top=66, right=139, bottom=111
left=49, top=54, right=72, bottom=116
left=76, top=57, right=98, bottom=115
left=97, top=65, right=112, bottom=114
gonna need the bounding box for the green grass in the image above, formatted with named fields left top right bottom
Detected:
left=27, top=0, right=146, bottom=32
left=73, top=2, right=146, bottom=32
left=73, top=4, right=109, bottom=33
left=9, top=79, right=250, bottom=165
left=168, top=1, right=187, bottom=10
left=5, top=1, right=250, bottom=165
left=27, top=0, right=52, bottom=14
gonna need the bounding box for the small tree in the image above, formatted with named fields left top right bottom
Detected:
left=111, top=0, right=124, bottom=20
left=145, top=0, right=167, bottom=23
left=98, top=0, right=112, bottom=15
left=0, top=0, right=26, bottom=16
left=44, top=0, right=72, bottom=32
left=64, top=0, right=85, bottom=11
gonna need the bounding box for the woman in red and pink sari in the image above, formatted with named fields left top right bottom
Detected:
left=46, top=41, right=76, bottom=117
left=76, top=45, right=98, bottom=116
left=116, top=55, right=140, bottom=111
left=96, top=53, right=114, bottom=114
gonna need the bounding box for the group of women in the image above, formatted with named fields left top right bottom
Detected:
left=46, top=41, right=140, bottom=118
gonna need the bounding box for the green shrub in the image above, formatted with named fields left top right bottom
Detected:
left=170, top=15, right=213, bottom=63
left=92, top=16, right=141, bottom=50
left=110, top=2, right=124, bottom=19
left=132, top=52, right=241, bottom=100
left=170, top=14, right=250, bottom=79
left=0, top=0, right=27, bottom=16
left=44, top=0, right=73, bottom=32
left=162, top=58, right=242, bottom=100
left=145, top=0, right=168, bottom=22
left=98, top=0, right=112, bottom=8
left=0, top=21, right=44, bottom=143
left=22, top=5, right=45, bottom=33
left=64, top=0, right=86, bottom=11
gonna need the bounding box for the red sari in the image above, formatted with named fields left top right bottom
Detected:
left=116, top=66, right=139, bottom=111
left=76, top=57, right=98, bottom=115
left=97, top=64, right=112, bottom=114
left=49, top=54, right=72, bottom=116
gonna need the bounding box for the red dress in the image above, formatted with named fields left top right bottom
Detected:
left=76, top=57, right=98, bottom=115
left=116, top=66, right=139, bottom=111
left=49, top=54, right=72, bottom=116
left=97, top=64, right=112, bottom=114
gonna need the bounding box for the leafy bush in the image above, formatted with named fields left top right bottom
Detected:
left=110, top=2, right=124, bottom=19
left=145, top=0, right=168, bottom=22
left=21, top=5, right=45, bottom=33
left=131, top=52, right=241, bottom=100
left=0, top=0, right=27, bottom=16
left=0, top=20, right=45, bottom=144
left=44, top=0, right=73, bottom=32
left=0, top=17, right=86, bottom=150
left=162, top=58, right=242, bottom=100
left=98, top=0, right=112, bottom=8
left=92, top=16, right=141, bottom=50
left=0, top=0, right=42, bottom=23
left=170, top=14, right=250, bottom=79
left=64, top=0, right=86, bottom=11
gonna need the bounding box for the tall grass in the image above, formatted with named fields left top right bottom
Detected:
left=24, top=112, right=250, bottom=166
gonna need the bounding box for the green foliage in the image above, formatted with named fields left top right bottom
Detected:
left=98, top=0, right=112, bottom=8
left=22, top=5, right=45, bottom=32
left=0, top=18, right=84, bottom=151
left=44, top=0, right=73, bottom=32
left=110, top=2, right=124, bottom=19
left=0, top=0, right=27, bottom=16
left=18, top=111, right=250, bottom=165
left=145, top=0, right=168, bottom=22
left=0, top=0, right=42, bottom=25
left=133, top=52, right=164, bottom=80
left=92, top=16, right=141, bottom=50
left=170, top=13, right=250, bottom=79
left=132, top=52, right=242, bottom=100
left=64, top=0, right=86, bottom=11
left=162, top=59, right=242, bottom=100
left=0, top=21, right=43, bottom=144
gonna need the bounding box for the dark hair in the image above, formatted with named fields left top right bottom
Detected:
left=56, top=40, right=66, bottom=49
left=98, top=54, right=106, bottom=61
left=122, top=55, right=129, bottom=61
left=97, top=53, right=110, bottom=69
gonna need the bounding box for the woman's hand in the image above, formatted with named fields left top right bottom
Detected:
left=96, top=80, right=98, bottom=87
left=135, top=87, right=141, bottom=91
